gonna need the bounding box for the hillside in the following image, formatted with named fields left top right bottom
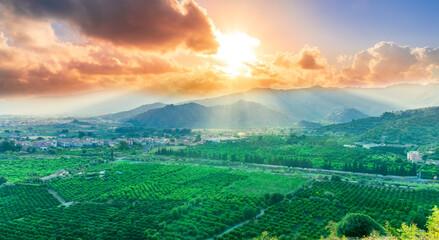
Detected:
left=192, top=86, right=396, bottom=121
left=130, top=101, right=292, bottom=128
left=99, top=102, right=165, bottom=121
left=294, top=120, right=322, bottom=128
left=324, top=108, right=369, bottom=123
left=318, top=106, right=439, bottom=144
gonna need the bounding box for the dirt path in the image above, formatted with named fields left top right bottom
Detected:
left=213, top=209, right=265, bottom=239
left=47, top=189, right=74, bottom=207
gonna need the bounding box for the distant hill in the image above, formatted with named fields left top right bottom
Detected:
left=318, top=106, right=439, bottom=144
left=191, top=86, right=397, bottom=121
left=324, top=108, right=369, bottom=123
left=190, top=84, right=439, bottom=122
left=130, top=101, right=292, bottom=128
left=294, top=120, right=322, bottom=128
left=70, top=119, right=92, bottom=125
left=99, top=102, right=165, bottom=121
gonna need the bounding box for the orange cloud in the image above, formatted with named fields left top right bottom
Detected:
left=1, top=0, right=219, bottom=53
left=338, top=42, right=439, bottom=86
left=273, top=46, right=327, bottom=70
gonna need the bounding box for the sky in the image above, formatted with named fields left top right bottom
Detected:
left=1, top=0, right=439, bottom=104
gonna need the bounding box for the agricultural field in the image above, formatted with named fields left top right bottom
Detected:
left=0, top=184, right=59, bottom=223
left=219, top=181, right=439, bottom=239
left=155, top=135, right=421, bottom=177
left=0, top=156, right=97, bottom=182
left=0, top=162, right=309, bottom=240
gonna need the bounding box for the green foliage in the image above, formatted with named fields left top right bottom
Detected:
left=0, top=185, right=59, bottom=222
left=224, top=173, right=307, bottom=196
left=407, top=206, right=427, bottom=230
left=0, top=163, right=309, bottom=239
left=0, top=156, right=95, bottom=182
left=330, top=175, right=342, bottom=182
left=336, top=213, right=385, bottom=237
left=243, top=206, right=259, bottom=219
left=118, top=141, right=129, bottom=150
left=220, top=181, right=439, bottom=239
left=156, top=135, right=415, bottom=177
left=319, top=107, right=439, bottom=144
left=0, top=176, right=7, bottom=185
left=0, top=140, right=21, bottom=152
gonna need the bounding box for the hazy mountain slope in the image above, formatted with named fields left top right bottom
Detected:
left=99, top=102, right=166, bottom=121
left=294, top=120, right=322, bottom=128
left=191, top=86, right=400, bottom=121
left=131, top=101, right=293, bottom=128
left=131, top=103, right=211, bottom=128
left=208, top=100, right=292, bottom=128
left=318, top=106, right=439, bottom=144
left=324, top=108, right=369, bottom=123
left=360, top=114, right=439, bottom=144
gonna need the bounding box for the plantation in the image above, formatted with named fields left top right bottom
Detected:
left=0, top=184, right=59, bottom=223
left=219, top=181, right=439, bottom=239
left=155, top=135, right=419, bottom=177
left=0, top=163, right=308, bottom=239
left=0, top=156, right=96, bottom=182
left=1, top=161, right=439, bottom=239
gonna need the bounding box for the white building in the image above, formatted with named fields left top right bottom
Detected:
left=407, top=151, right=424, bottom=163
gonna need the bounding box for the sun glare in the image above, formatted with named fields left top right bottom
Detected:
left=215, top=31, right=260, bottom=76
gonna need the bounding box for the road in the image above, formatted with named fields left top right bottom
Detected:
left=47, top=189, right=74, bottom=207
left=213, top=209, right=265, bottom=239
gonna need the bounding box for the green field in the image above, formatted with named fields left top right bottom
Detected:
left=0, top=156, right=97, bottom=182
left=219, top=181, right=439, bottom=239
left=155, top=135, right=420, bottom=177
left=0, top=163, right=308, bottom=240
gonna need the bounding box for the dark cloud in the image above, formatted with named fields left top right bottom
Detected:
left=0, top=0, right=219, bottom=53
left=298, top=52, right=324, bottom=70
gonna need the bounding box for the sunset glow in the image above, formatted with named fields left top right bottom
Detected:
left=214, top=32, right=260, bottom=76
left=0, top=0, right=438, bottom=108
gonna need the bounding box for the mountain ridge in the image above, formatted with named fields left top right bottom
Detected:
left=130, top=100, right=292, bottom=128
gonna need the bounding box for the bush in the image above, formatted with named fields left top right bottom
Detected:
left=330, top=175, right=342, bottom=182
left=336, top=213, right=385, bottom=237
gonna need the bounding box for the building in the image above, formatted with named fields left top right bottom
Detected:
left=407, top=151, right=424, bottom=163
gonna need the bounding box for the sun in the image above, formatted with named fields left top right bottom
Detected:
left=215, top=31, right=260, bottom=76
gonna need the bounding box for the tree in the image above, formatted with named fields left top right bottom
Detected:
left=243, top=206, right=258, bottom=219
left=252, top=232, right=278, bottom=240
left=0, top=176, right=7, bottom=185
left=118, top=141, right=129, bottom=150
left=330, top=175, right=342, bottom=182
left=78, top=131, right=86, bottom=138
left=270, top=193, right=284, bottom=204
left=408, top=207, right=427, bottom=230
left=336, top=213, right=385, bottom=238
left=0, top=140, right=19, bottom=152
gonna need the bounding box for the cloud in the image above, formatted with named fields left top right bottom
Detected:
left=273, top=46, right=327, bottom=70
left=0, top=29, right=185, bottom=96
left=338, top=42, right=439, bottom=86
left=0, top=0, right=219, bottom=53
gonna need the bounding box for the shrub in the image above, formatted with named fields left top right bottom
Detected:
left=336, top=213, right=385, bottom=237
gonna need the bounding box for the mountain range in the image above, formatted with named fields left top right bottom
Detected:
left=4, top=84, right=439, bottom=118
left=99, top=102, right=166, bottom=121
left=130, top=101, right=292, bottom=128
